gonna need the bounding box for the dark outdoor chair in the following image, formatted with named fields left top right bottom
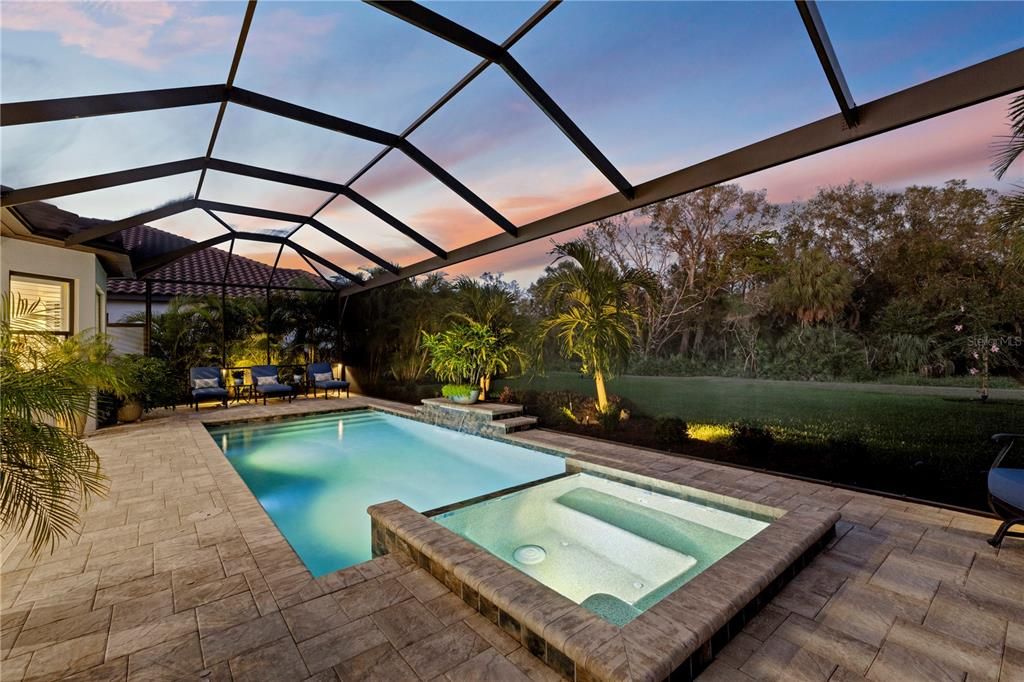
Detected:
left=987, top=433, right=1024, bottom=547
left=307, top=362, right=350, bottom=399
left=189, top=367, right=228, bottom=412
left=251, top=365, right=294, bottom=405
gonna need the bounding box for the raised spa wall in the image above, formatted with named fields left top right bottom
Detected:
left=368, top=462, right=838, bottom=682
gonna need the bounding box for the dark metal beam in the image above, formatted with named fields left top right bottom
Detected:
left=2, top=158, right=206, bottom=207
left=796, top=0, right=857, bottom=128
left=195, top=0, right=259, bottom=199
left=196, top=201, right=395, bottom=273
left=338, top=47, right=1024, bottom=296
left=204, top=158, right=445, bottom=257
left=398, top=141, right=517, bottom=234
left=195, top=199, right=303, bottom=225
left=367, top=1, right=502, bottom=60
left=0, top=85, right=225, bottom=127
left=228, top=88, right=400, bottom=146
left=306, top=219, right=399, bottom=274
left=287, top=241, right=364, bottom=285
left=227, top=87, right=514, bottom=233
left=65, top=199, right=197, bottom=246
left=365, top=0, right=634, bottom=199
left=345, top=0, right=560, bottom=189
left=296, top=251, right=339, bottom=289
left=135, top=232, right=233, bottom=277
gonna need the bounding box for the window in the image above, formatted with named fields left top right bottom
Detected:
left=9, top=272, right=74, bottom=337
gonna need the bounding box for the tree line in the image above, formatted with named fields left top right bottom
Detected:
left=347, top=180, right=1023, bottom=393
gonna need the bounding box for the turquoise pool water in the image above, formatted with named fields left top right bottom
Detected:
left=435, top=473, right=769, bottom=625
left=208, top=410, right=564, bottom=575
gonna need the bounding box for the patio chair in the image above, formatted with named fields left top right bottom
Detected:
left=307, top=362, right=350, bottom=399
left=987, top=433, right=1024, bottom=547
left=251, top=365, right=295, bottom=405
left=189, top=367, right=228, bottom=412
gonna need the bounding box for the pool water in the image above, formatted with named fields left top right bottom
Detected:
left=208, top=410, right=564, bottom=575
left=435, top=473, right=769, bottom=625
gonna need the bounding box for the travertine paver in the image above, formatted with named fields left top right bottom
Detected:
left=0, top=395, right=1020, bottom=681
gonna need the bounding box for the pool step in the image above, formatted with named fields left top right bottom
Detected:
left=483, top=416, right=539, bottom=435
left=416, top=399, right=538, bottom=435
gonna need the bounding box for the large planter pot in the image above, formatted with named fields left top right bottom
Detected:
left=450, top=389, right=481, bottom=405
left=117, top=400, right=144, bottom=423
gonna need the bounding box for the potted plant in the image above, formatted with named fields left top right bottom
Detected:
left=421, top=321, right=522, bottom=403
left=441, top=383, right=480, bottom=404
left=110, top=354, right=173, bottom=423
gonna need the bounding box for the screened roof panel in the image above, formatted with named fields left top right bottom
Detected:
left=289, top=225, right=376, bottom=276
left=213, top=104, right=386, bottom=184
left=48, top=172, right=200, bottom=222
left=0, top=1, right=245, bottom=102
left=818, top=1, right=1024, bottom=103
left=510, top=1, right=837, bottom=184
left=316, top=196, right=436, bottom=267
left=407, top=64, right=615, bottom=227
left=350, top=148, right=506, bottom=252
left=208, top=212, right=298, bottom=237
left=147, top=210, right=229, bottom=244
left=198, top=170, right=332, bottom=216
left=422, top=1, right=543, bottom=43
left=0, top=105, right=218, bottom=188
left=1, top=1, right=1020, bottom=294
left=233, top=1, right=480, bottom=132
left=226, top=239, right=280, bottom=285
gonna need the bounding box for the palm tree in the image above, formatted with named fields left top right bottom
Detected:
left=769, top=246, right=853, bottom=326
left=1, top=296, right=117, bottom=555
left=537, top=240, right=657, bottom=411
left=992, top=93, right=1024, bottom=263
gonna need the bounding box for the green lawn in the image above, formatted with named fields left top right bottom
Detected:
left=496, top=372, right=1023, bottom=460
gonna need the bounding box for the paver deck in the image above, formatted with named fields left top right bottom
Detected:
left=1, top=396, right=1021, bottom=681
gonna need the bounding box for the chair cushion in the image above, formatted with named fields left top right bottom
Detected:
left=255, top=383, right=292, bottom=395
left=317, top=380, right=349, bottom=389
left=255, top=375, right=279, bottom=386
left=194, top=377, right=219, bottom=389
left=193, top=387, right=228, bottom=398
left=313, top=372, right=333, bottom=382
left=989, top=467, right=1024, bottom=508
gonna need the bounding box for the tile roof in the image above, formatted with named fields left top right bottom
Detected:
left=7, top=197, right=330, bottom=297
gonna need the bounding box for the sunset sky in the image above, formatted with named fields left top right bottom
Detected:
left=2, top=1, right=1022, bottom=285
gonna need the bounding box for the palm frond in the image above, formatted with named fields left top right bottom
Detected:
left=992, top=94, right=1024, bottom=180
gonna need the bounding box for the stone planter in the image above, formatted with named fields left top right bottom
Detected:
left=449, top=389, right=480, bottom=405
left=117, top=399, right=144, bottom=423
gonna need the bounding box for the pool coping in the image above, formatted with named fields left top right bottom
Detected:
left=369, top=463, right=838, bottom=682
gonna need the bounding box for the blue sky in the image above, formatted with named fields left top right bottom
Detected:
left=1, top=1, right=1022, bottom=282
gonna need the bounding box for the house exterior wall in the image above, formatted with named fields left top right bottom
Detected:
left=1, top=237, right=107, bottom=431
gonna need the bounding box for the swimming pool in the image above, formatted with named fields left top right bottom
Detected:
left=435, top=472, right=769, bottom=625
left=207, top=409, right=564, bottom=575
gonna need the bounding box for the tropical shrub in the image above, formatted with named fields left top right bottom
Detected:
left=729, top=421, right=775, bottom=452
left=653, top=417, right=689, bottom=448
left=110, top=354, right=176, bottom=411
left=1, top=297, right=120, bottom=554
